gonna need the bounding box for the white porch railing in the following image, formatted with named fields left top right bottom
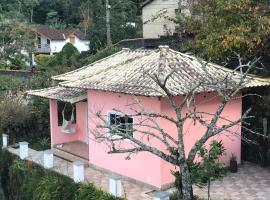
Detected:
left=35, top=44, right=51, bottom=53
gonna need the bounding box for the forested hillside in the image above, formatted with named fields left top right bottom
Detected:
left=0, top=0, right=144, bottom=52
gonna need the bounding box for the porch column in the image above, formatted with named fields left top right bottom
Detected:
left=73, top=161, right=84, bottom=183
left=2, top=134, right=8, bottom=148
left=44, top=150, right=54, bottom=169
left=153, top=192, right=170, bottom=200
left=109, top=175, right=122, bottom=197
left=19, top=141, right=29, bottom=159
left=50, top=99, right=58, bottom=147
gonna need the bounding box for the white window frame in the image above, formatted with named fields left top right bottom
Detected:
left=107, top=111, right=133, bottom=140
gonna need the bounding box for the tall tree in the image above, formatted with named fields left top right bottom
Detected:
left=79, top=0, right=93, bottom=35
left=86, top=0, right=141, bottom=52
left=0, top=20, right=35, bottom=65
left=19, top=0, right=40, bottom=23
left=0, top=0, right=26, bottom=21
left=177, top=0, right=270, bottom=75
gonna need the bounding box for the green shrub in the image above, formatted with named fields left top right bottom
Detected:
left=33, top=173, right=77, bottom=200
left=57, top=43, right=80, bottom=62
left=51, top=43, right=80, bottom=71
left=36, top=43, right=80, bottom=74
left=35, top=54, right=55, bottom=72
left=20, top=168, right=43, bottom=200
left=8, top=159, right=28, bottom=200
left=0, top=150, right=17, bottom=199
left=0, top=73, right=52, bottom=147
left=75, top=183, right=122, bottom=200
left=0, top=75, right=24, bottom=91
left=9, top=54, right=28, bottom=70
left=0, top=61, right=8, bottom=69
left=0, top=95, right=32, bottom=143
left=0, top=150, right=125, bottom=200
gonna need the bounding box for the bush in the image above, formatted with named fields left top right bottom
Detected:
left=57, top=43, right=80, bottom=62
left=0, top=150, right=17, bottom=198
left=33, top=173, right=77, bottom=200
left=0, top=61, right=8, bottom=69
left=0, top=95, right=32, bottom=143
left=0, top=150, right=125, bottom=200
left=0, top=74, right=52, bottom=148
left=35, top=54, right=55, bottom=72
left=75, top=183, right=122, bottom=200
left=0, top=75, right=24, bottom=91
left=51, top=43, right=80, bottom=72
left=36, top=43, right=80, bottom=75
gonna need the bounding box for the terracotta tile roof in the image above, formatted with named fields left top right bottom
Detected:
left=58, top=47, right=270, bottom=97
left=28, top=47, right=270, bottom=100
left=27, top=86, right=87, bottom=104
left=52, top=48, right=153, bottom=81
left=35, top=25, right=86, bottom=41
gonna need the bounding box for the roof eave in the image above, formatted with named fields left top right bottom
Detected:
left=141, top=0, right=155, bottom=8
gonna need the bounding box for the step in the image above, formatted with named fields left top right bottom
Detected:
left=52, top=147, right=89, bottom=167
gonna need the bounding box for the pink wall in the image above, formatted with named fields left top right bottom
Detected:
left=87, top=90, right=242, bottom=188
left=50, top=99, right=87, bottom=146
left=88, top=91, right=164, bottom=187
left=49, top=89, right=242, bottom=188
left=159, top=92, right=242, bottom=185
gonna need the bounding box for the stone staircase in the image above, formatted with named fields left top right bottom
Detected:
left=52, top=147, right=89, bottom=167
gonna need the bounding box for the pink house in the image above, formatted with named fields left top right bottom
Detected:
left=27, top=46, right=270, bottom=189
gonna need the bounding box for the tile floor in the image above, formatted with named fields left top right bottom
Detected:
left=54, top=141, right=89, bottom=160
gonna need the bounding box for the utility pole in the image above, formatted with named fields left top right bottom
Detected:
left=106, top=0, right=112, bottom=45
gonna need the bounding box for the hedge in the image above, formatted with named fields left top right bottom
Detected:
left=0, top=150, right=125, bottom=200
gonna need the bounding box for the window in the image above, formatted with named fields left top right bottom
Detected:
left=175, top=9, right=181, bottom=14
left=69, top=36, right=75, bottom=44
left=109, top=112, right=133, bottom=138
left=37, top=35, right=41, bottom=47
left=46, top=39, right=50, bottom=45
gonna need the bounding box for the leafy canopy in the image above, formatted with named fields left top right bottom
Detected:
left=179, top=0, right=270, bottom=71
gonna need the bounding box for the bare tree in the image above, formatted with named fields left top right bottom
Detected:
left=92, top=52, right=260, bottom=200
left=79, top=1, right=93, bottom=35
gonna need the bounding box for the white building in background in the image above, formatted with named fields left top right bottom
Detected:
left=142, top=0, right=181, bottom=38
left=34, top=25, right=90, bottom=55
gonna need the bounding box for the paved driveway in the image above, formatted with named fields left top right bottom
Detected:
left=194, top=162, right=270, bottom=200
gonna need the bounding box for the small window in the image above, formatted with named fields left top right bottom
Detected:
left=47, top=39, right=50, bottom=45
left=37, top=35, right=41, bottom=47
left=109, top=112, right=133, bottom=137
left=175, top=9, right=181, bottom=14
left=69, top=36, right=75, bottom=44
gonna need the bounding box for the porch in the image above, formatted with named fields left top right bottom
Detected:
left=53, top=140, right=89, bottom=162
left=27, top=86, right=89, bottom=159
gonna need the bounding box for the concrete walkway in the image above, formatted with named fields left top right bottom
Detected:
left=7, top=147, right=270, bottom=200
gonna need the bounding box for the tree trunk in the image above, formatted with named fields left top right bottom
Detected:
left=180, top=162, right=193, bottom=200
left=30, top=6, right=33, bottom=23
